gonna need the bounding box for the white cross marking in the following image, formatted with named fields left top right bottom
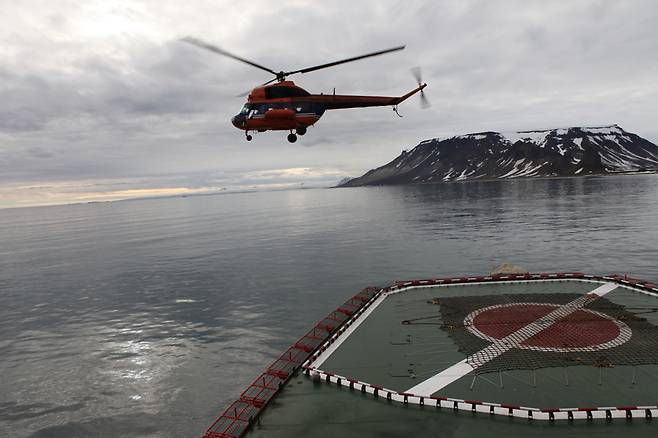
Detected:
left=405, top=282, right=618, bottom=397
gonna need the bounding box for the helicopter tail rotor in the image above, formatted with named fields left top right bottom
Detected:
left=411, top=66, right=431, bottom=109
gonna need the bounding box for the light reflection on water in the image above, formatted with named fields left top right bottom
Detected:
left=0, top=175, right=657, bottom=437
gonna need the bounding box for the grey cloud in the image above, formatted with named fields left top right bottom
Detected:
left=27, top=147, right=54, bottom=159
left=0, top=0, right=657, bottom=207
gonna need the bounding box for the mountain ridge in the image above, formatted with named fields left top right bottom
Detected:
left=340, top=125, right=658, bottom=187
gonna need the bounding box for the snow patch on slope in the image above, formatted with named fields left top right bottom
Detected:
left=503, top=131, right=549, bottom=146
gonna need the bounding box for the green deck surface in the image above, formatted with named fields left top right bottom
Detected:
left=321, top=281, right=606, bottom=396
left=244, top=376, right=657, bottom=438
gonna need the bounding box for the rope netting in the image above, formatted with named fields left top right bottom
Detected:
left=427, top=293, right=658, bottom=373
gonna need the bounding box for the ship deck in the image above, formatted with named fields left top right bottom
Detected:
left=203, top=274, right=658, bottom=438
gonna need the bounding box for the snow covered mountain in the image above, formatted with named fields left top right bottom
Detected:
left=340, top=125, right=658, bottom=186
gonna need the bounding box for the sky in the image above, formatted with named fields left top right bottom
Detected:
left=1, top=0, right=657, bottom=208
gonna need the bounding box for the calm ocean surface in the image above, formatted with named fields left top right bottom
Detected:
left=1, top=176, right=657, bottom=437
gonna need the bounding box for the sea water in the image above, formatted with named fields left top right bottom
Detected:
left=1, top=175, right=657, bottom=437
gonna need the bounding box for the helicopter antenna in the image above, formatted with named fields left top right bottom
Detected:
left=180, top=37, right=405, bottom=83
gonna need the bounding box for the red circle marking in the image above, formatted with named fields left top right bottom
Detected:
left=468, top=303, right=627, bottom=351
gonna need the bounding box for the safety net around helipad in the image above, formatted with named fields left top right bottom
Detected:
left=424, top=293, right=658, bottom=373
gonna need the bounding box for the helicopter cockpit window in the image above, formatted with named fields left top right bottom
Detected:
left=245, top=105, right=265, bottom=118
left=239, top=104, right=251, bottom=115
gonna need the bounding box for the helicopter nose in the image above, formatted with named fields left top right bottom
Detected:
left=231, top=115, right=245, bottom=129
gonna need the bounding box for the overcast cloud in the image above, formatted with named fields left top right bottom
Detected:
left=1, top=0, right=657, bottom=207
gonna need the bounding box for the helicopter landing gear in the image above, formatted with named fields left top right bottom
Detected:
left=296, top=126, right=307, bottom=136
left=287, top=132, right=297, bottom=143
left=245, top=134, right=253, bottom=141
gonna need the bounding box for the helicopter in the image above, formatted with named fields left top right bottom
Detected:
left=181, top=37, right=429, bottom=143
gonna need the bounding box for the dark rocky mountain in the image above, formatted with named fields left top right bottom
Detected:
left=340, top=125, right=658, bottom=187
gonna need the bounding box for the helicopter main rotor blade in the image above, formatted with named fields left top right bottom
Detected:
left=180, top=37, right=278, bottom=77
left=286, top=45, right=406, bottom=76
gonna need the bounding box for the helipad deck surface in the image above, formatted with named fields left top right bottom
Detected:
left=204, top=274, right=658, bottom=438
left=312, top=280, right=658, bottom=408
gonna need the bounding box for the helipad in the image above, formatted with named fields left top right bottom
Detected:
left=465, top=302, right=629, bottom=352
left=203, top=273, right=658, bottom=438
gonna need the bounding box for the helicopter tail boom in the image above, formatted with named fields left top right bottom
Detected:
left=317, top=83, right=427, bottom=110
left=393, top=83, right=427, bottom=105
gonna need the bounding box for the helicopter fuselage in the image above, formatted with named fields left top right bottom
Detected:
left=231, top=81, right=426, bottom=141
